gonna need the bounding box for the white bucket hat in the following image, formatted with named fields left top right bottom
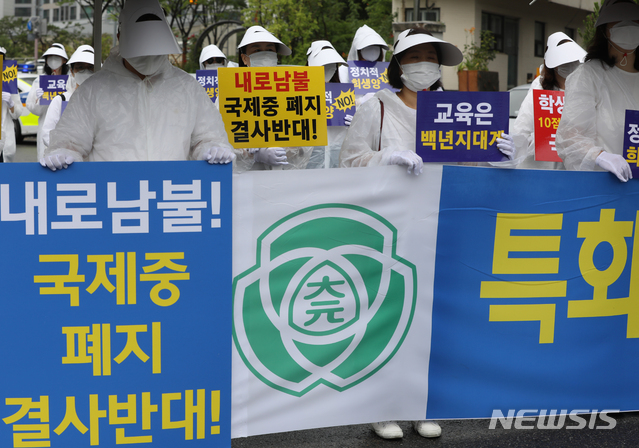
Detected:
left=42, top=43, right=68, bottom=60
left=544, top=32, right=586, bottom=68
left=347, top=25, right=389, bottom=61
left=237, top=26, right=291, bottom=56
left=68, top=45, right=96, bottom=66
left=199, top=44, right=227, bottom=69
left=118, top=0, right=181, bottom=58
left=393, top=29, right=463, bottom=66
left=596, top=0, right=639, bottom=26
left=307, top=40, right=346, bottom=67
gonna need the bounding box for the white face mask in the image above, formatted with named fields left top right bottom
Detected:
left=324, top=63, right=337, bottom=82
left=248, top=51, right=278, bottom=67
left=47, top=56, right=63, bottom=70
left=204, top=62, right=225, bottom=70
left=74, top=69, right=94, bottom=86
left=555, top=61, right=580, bottom=79
left=609, top=20, right=639, bottom=52
left=361, top=46, right=381, bottom=62
left=400, top=61, right=441, bottom=92
left=127, top=54, right=167, bottom=76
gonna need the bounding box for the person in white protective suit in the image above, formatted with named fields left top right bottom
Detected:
left=233, top=25, right=313, bottom=172
left=555, top=0, right=639, bottom=182
left=199, top=44, right=227, bottom=70
left=40, top=0, right=235, bottom=171
left=306, top=40, right=349, bottom=169
left=0, top=47, right=26, bottom=163
left=339, top=24, right=390, bottom=122
left=509, top=32, right=586, bottom=169
left=26, top=43, right=68, bottom=160
left=340, top=28, right=515, bottom=176
left=41, top=45, right=96, bottom=150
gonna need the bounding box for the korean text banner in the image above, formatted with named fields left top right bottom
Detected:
left=230, top=166, right=639, bottom=438
left=623, top=109, right=639, bottom=177
left=196, top=69, right=218, bottom=103
left=3, top=59, right=18, bottom=94
left=346, top=61, right=397, bottom=94
left=416, top=91, right=509, bottom=162
left=533, top=89, right=564, bottom=162
left=218, top=67, right=327, bottom=149
left=0, top=162, right=233, bottom=448
left=40, top=75, right=68, bottom=105
left=325, top=83, right=355, bottom=127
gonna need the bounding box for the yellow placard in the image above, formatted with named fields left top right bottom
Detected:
left=218, top=66, right=328, bottom=149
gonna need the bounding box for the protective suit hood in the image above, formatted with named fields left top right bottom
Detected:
left=199, top=44, right=227, bottom=69
left=307, top=40, right=346, bottom=67
left=105, top=45, right=172, bottom=80
left=393, top=29, right=463, bottom=66
left=596, top=0, right=639, bottom=26
left=43, top=43, right=69, bottom=60
left=544, top=32, right=586, bottom=68
left=238, top=26, right=291, bottom=56
left=347, top=25, right=389, bottom=61
left=119, top=0, right=181, bottom=59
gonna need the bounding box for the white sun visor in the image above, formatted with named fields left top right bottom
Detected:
left=68, top=45, right=96, bottom=66
left=42, top=43, right=69, bottom=60
left=307, top=40, right=346, bottom=67
left=199, top=44, right=227, bottom=68
left=119, top=0, right=181, bottom=59
left=238, top=26, right=291, bottom=56
left=596, top=0, right=639, bottom=26
left=393, top=30, right=463, bottom=67
left=544, top=32, right=587, bottom=68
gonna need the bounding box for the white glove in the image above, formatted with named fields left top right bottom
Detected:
left=202, top=147, right=236, bottom=164
left=40, top=154, right=74, bottom=171
left=344, top=114, right=353, bottom=127
left=35, top=88, right=44, bottom=101
left=2, top=92, right=14, bottom=109
left=496, top=132, right=515, bottom=158
left=596, top=151, right=633, bottom=182
left=387, top=150, right=423, bottom=175
left=254, top=147, right=288, bottom=166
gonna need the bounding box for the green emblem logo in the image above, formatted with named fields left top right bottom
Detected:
left=233, top=204, right=417, bottom=396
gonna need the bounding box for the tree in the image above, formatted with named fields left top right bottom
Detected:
left=0, top=17, right=33, bottom=59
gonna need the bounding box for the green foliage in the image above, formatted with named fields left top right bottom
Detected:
left=578, top=1, right=601, bottom=49
left=458, top=28, right=496, bottom=72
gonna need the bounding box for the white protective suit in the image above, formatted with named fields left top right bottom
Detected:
left=556, top=60, right=639, bottom=171
left=41, top=90, right=73, bottom=149
left=340, top=89, right=416, bottom=167
left=307, top=127, right=348, bottom=169
left=25, top=76, right=51, bottom=160
left=511, top=76, right=565, bottom=170
left=0, top=93, right=25, bottom=162
left=47, top=46, right=234, bottom=162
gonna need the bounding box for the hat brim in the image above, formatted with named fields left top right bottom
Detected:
left=120, top=20, right=182, bottom=58
left=545, top=41, right=586, bottom=68
left=596, top=1, right=639, bottom=26
left=394, top=34, right=463, bottom=66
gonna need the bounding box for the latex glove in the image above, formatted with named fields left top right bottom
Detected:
left=2, top=91, right=14, bottom=109
left=496, top=132, right=514, bottom=158
left=39, top=154, right=74, bottom=171
left=254, top=147, right=288, bottom=166
left=388, top=150, right=423, bottom=175
left=202, top=147, right=236, bottom=164
left=596, top=151, right=633, bottom=182
left=35, top=88, right=44, bottom=101
left=344, top=114, right=353, bottom=127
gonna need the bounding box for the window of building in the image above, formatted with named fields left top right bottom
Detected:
left=15, top=0, right=31, bottom=4
left=565, top=27, right=575, bottom=40
left=53, top=8, right=59, bottom=21
left=70, top=5, right=76, bottom=20
left=535, top=21, right=545, bottom=57
left=43, top=9, right=49, bottom=20
left=405, top=7, right=440, bottom=22
left=80, top=5, right=94, bottom=19
left=43, top=0, right=49, bottom=3
left=14, top=7, right=32, bottom=16
left=481, top=12, right=504, bottom=52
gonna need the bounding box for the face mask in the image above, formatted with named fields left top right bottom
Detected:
left=127, top=55, right=167, bottom=76
left=361, top=46, right=381, bottom=62
left=400, top=61, right=441, bottom=92
left=204, top=63, right=225, bottom=70
left=609, top=20, right=639, bottom=52
left=248, top=51, right=278, bottom=67
left=47, top=56, right=63, bottom=70
left=556, top=61, right=580, bottom=78
left=74, top=69, right=94, bottom=86
left=324, top=63, right=337, bottom=82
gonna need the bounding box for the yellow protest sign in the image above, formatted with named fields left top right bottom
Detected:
left=218, top=66, right=327, bottom=149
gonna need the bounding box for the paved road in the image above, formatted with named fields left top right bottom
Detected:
left=16, top=138, right=639, bottom=447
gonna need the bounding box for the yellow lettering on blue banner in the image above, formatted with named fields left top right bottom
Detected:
left=489, top=304, right=556, bottom=343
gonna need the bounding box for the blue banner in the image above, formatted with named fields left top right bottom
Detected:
left=623, top=109, right=639, bottom=178
left=196, top=69, right=219, bottom=103
left=0, top=162, right=232, bottom=447
left=40, top=75, right=68, bottom=105
left=346, top=61, right=397, bottom=95
left=416, top=91, right=509, bottom=163
left=428, top=166, right=639, bottom=419
left=3, top=59, right=18, bottom=94
left=325, top=83, right=355, bottom=127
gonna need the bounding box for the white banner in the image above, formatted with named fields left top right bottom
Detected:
left=231, top=165, right=443, bottom=437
